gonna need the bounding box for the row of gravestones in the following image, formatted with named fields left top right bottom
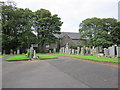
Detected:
left=1, top=49, right=20, bottom=55
left=1, top=44, right=39, bottom=59
left=59, top=45, right=120, bottom=58
left=60, top=46, right=98, bottom=55
left=104, top=46, right=120, bottom=58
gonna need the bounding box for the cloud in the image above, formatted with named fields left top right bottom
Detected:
left=2, top=0, right=119, bottom=32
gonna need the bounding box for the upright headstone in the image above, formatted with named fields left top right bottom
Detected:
left=65, top=43, right=69, bottom=54
left=49, top=50, right=51, bottom=53
left=30, top=45, right=34, bottom=58
left=81, top=47, right=86, bottom=55
left=96, top=47, right=99, bottom=54
left=108, top=46, right=116, bottom=57
left=68, top=49, right=71, bottom=54
left=99, top=46, right=103, bottom=53
left=10, top=49, right=13, bottom=55
left=104, top=48, right=109, bottom=57
left=91, top=46, right=95, bottom=55
left=77, top=47, right=80, bottom=55
left=33, top=50, right=37, bottom=59
left=85, top=47, right=90, bottom=55
left=72, top=49, right=75, bottom=54
left=53, top=48, right=56, bottom=53
left=88, top=48, right=91, bottom=55
left=90, top=48, right=93, bottom=55
left=17, top=49, right=20, bottom=54
left=117, top=47, right=120, bottom=58
left=65, top=48, right=67, bottom=54
left=14, top=51, right=16, bottom=54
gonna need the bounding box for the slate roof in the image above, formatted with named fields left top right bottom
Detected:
left=54, top=32, right=80, bottom=40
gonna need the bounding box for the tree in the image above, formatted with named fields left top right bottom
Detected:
left=1, top=1, right=37, bottom=53
left=1, top=1, right=63, bottom=54
left=18, top=31, right=37, bottom=53
left=111, top=22, right=120, bottom=45
left=34, top=9, right=63, bottom=52
left=79, top=17, right=117, bottom=48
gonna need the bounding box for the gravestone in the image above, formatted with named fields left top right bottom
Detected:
left=29, top=46, right=34, bottom=58
left=53, top=48, right=56, bottom=53
left=77, top=47, right=80, bottom=55
left=33, top=50, right=37, bottom=59
left=17, top=49, right=20, bottom=54
left=65, top=43, right=69, bottom=54
left=104, top=48, right=109, bottom=57
left=10, top=49, right=13, bottom=55
left=117, top=47, right=120, bottom=58
left=90, top=48, right=93, bottom=55
left=65, top=47, right=67, bottom=54
left=0, top=52, right=1, bottom=55
left=14, top=51, right=16, bottom=54
left=63, top=47, right=65, bottom=54
left=49, top=50, right=52, bottom=53
left=81, top=47, right=86, bottom=55
left=96, top=47, right=99, bottom=54
left=91, top=46, right=96, bottom=55
left=108, top=46, right=116, bottom=57
left=72, top=49, right=75, bottom=54
left=86, top=47, right=90, bottom=55
left=99, top=46, right=103, bottom=53
left=88, top=48, right=90, bottom=55
left=68, top=49, right=71, bottom=54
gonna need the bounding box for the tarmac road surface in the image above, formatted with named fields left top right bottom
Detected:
left=2, top=56, right=118, bottom=88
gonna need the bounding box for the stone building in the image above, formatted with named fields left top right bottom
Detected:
left=46, top=32, right=86, bottom=52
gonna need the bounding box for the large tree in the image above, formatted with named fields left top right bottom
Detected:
left=34, top=9, right=63, bottom=52
left=1, top=1, right=63, bottom=53
left=79, top=17, right=117, bottom=48
left=1, top=1, right=37, bottom=53
left=111, top=21, right=120, bottom=45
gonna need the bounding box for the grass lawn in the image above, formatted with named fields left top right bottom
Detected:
left=36, top=54, right=58, bottom=59
left=54, top=54, right=120, bottom=63
left=0, top=55, right=2, bottom=58
left=4, top=54, right=31, bottom=61
left=4, top=54, right=58, bottom=61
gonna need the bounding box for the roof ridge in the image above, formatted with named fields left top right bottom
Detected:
left=61, top=32, right=79, bottom=34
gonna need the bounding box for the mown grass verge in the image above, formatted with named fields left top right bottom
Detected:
left=4, top=54, right=31, bottom=61
left=4, top=54, right=58, bottom=61
left=36, top=54, right=58, bottom=59
left=54, top=54, right=120, bottom=63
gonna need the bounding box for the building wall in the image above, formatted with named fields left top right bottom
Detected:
left=60, top=35, right=86, bottom=47
left=48, top=34, right=86, bottom=51
left=60, top=35, right=75, bottom=47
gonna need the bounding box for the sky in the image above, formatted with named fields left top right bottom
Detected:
left=2, top=0, right=119, bottom=32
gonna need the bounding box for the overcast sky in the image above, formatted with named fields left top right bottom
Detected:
left=3, top=0, right=119, bottom=32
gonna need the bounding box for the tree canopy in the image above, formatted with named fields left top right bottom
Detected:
left=79, top=17, right=119, bottom=47
left=1, top=1, right=63, bottom=53
left=34, top=9, right=63, bottom=52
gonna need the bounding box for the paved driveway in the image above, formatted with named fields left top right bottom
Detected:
left=2, top=56, right=118, bottom=88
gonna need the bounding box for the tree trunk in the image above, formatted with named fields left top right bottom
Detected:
left=38, top=43, right=45, bottom=53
